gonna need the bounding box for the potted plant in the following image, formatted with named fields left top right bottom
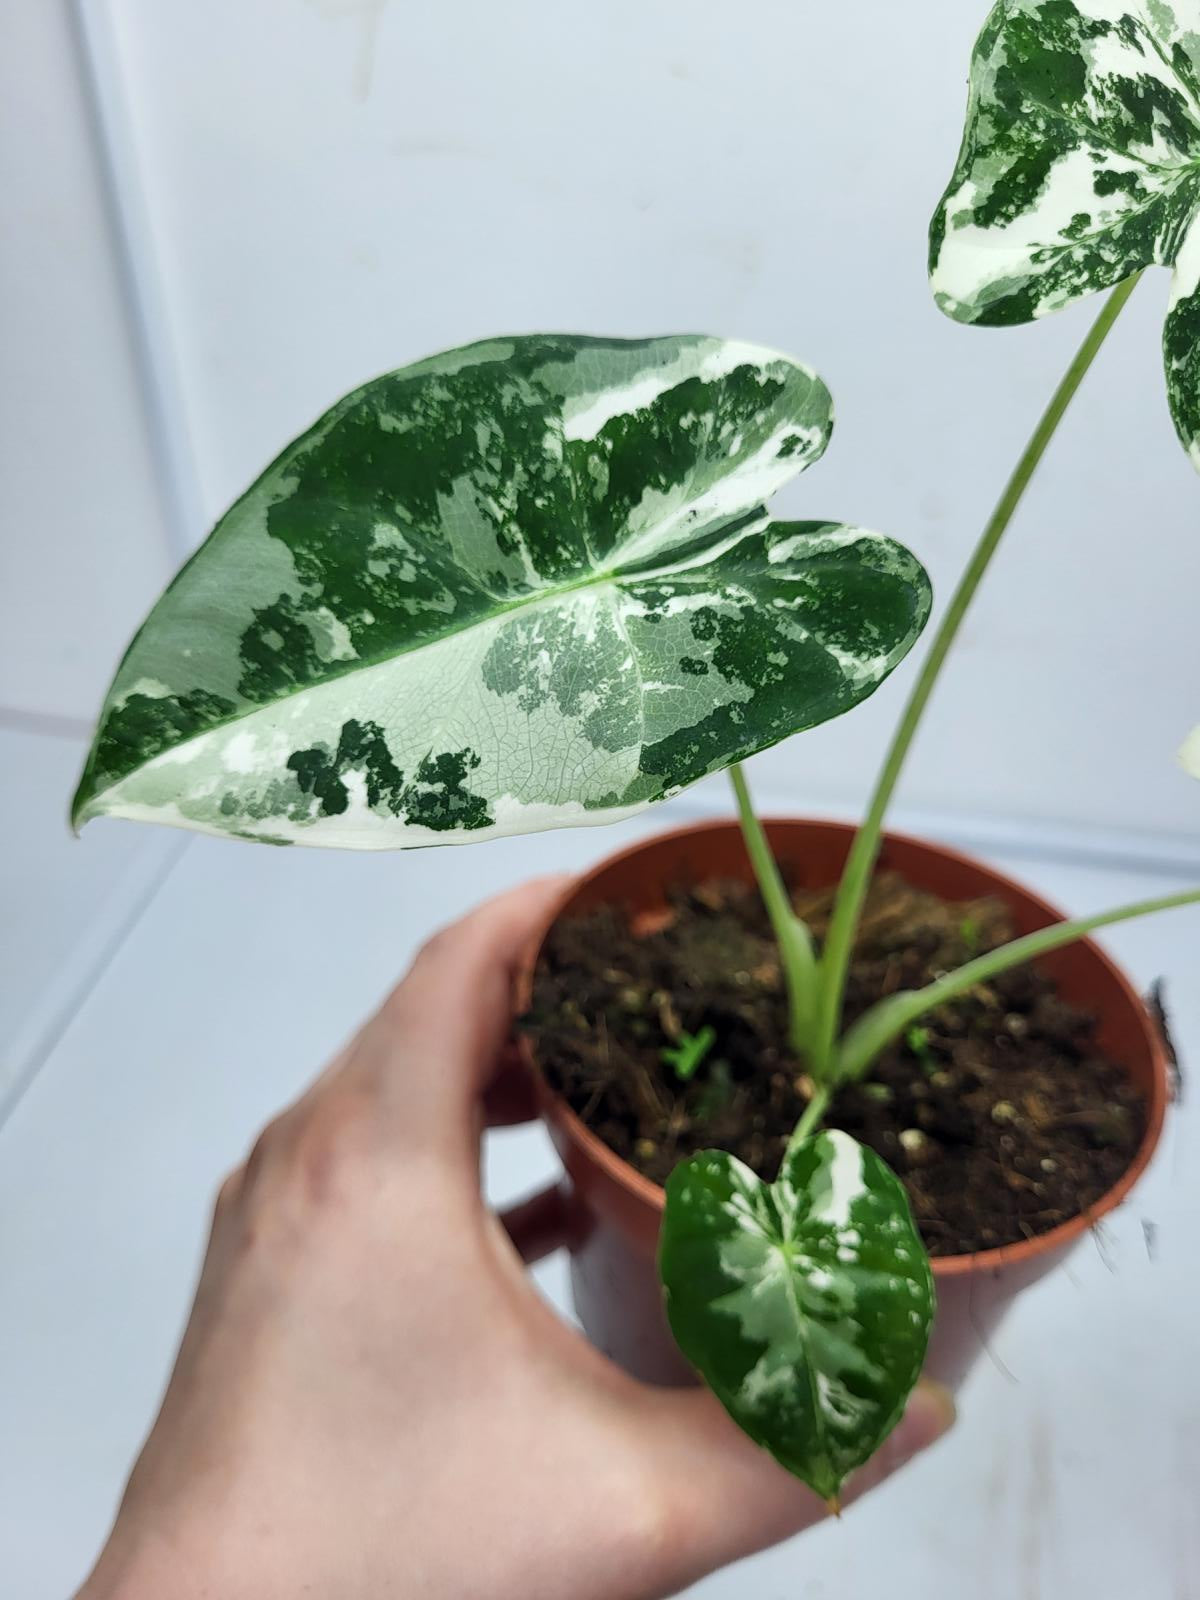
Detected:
left=72, top=0, right=1198, bottom=1511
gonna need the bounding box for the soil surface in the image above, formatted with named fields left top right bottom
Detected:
left=526, top=872, right=1147, bottom=1256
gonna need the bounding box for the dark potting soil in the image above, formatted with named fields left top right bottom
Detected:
left=526, top=872, right=1147, bottom=1256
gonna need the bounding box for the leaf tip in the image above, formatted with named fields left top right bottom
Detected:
left=69, top=763, right=100, bottom=837
left=825, top=1494, right=842, bottom=1518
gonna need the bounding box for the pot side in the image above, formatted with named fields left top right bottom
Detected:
left=517, top=819, right=1168, bottom=1391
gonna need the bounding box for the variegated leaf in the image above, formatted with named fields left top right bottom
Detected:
left=659, top=1130, right=934, bottom=1503
left=1180, top=722, right=1200, bottom=772
left=1164, top=215, right=1200, bottom=461
left=929, top=0, right=1200, bottom=465
left=73, top=335, right=930, bottom=849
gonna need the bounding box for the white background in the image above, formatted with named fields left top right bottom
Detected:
left=2, top=1, right=1198, bottom=1595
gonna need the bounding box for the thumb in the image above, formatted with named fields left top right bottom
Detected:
left=839, top=1380, right=956, bottom=1509
left=638, top=1379, right=955, bottom=1581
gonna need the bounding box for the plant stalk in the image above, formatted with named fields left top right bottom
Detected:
left=815, top=269, right=1145, bottom=1068
left=789, top=1083, right=833, bottom=1153
left=729, top=763, right=818, bottom=1058
left=837, top=882, right=1200, bottom=1081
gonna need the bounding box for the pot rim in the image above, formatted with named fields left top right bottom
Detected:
left=521, top=814, right=1169, bottom=1280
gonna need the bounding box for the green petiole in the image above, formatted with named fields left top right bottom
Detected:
left=813, top=270, right=1144, bottom=1072
left=836, top=883, right=1200, bottom=1081
left=730, top=269, right=1167, bottom=1152
left=729, top=763, right=820, bottom=1061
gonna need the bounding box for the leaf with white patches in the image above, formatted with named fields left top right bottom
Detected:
left=929, top=0, right=1200, bottom=464
left=659, top=1130, right=934, bottom=1503
left=73, top=335, right=930, bottom=848
left=1164, top=212, right=1200, bottom=465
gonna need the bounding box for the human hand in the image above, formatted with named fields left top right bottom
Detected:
left=78, top=879, right=953, bottom=1600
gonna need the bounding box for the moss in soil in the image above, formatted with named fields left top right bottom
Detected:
left=526, top=872, right=1146, bottom=1256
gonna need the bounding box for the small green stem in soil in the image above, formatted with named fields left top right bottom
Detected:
left=789, top=1083, right=833, bottom=1154
left=815, top=269, right=1144, bottom=1075
left=728, top=763, right=819, bottom=1060
left=836, top=882, right=1200, bottom=1081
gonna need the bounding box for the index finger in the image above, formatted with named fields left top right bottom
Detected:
left=333, top=875, right=570, bottom=1145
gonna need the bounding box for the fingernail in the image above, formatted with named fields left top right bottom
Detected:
left=906, top=1379, right=957, bottom=1449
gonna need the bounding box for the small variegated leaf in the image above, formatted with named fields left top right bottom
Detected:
left=929, top=0, right=1200, bottom=464
left=1164, top=214, right=1200, bottom=466
left=72, top=335, right=930, bottom=849
left=659, top=1129, right=934, bottom=1502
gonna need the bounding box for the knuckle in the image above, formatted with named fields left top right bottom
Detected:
left=242, top=1114, right=288, bottom=1186
left=378, top=974, right=421, bottom=1031
left=411, top=924, right=456, bottom=974
left=228, top=1088, right=382, bottom=1273
left=213, top=1168, right=243, bottom=1217
left=285, top=1085, right=378, bottom=1213
left=382, top=912, right=477, bottom=1023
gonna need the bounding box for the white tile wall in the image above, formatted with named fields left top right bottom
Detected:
left=0, top=0, right=174, bottom=727
left=0, top=729, right=183, bottom=1120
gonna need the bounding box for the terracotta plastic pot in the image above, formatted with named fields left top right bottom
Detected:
left=516, top=818, right=1168, bottom=1392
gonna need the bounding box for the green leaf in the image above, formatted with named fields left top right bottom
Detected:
left=905, top=1024, right=937, bottom=1076
left=73, top=335, right=930, bottom=848
left=929, top=0, right=1200, bottom=465
left=1164, top=218, right=1200, bottom=463
left=660, top=1129, right=934, bottom=1502
left=661, top=1024, right=718, bottom=1082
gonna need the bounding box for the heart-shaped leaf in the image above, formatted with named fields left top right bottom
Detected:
left=929, top=0, right=1200, bottom=465
left=660, top=1129, right=934, bottom=1503
left=73, top=335, right=930, bottom=848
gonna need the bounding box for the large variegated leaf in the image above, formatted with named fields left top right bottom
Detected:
left=929, top=0, right=1200, bottom=465
left=659, top=1130, right=934, bottom=1503
left=72, top=335, right=930, bottom=849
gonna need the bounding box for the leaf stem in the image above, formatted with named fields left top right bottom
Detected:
left=837, top=882, right=1200, bottom=1080
left=729, top=763, right=818, bottom=1058
left=789, top=1083, right=833, bottom=1154
left=815, top=268, right=1144, bottom=1068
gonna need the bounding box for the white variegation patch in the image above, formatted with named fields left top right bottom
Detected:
left=74, top=335, right=930, bottom=848
left=807, top=1128, right=867, bottom=1227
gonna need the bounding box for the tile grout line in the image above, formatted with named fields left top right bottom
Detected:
left=68, top=0, right=206, bottom=564
left=0, top=834, right=192, bottom=1133
left=4, top=3, right=205, bottom=1126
